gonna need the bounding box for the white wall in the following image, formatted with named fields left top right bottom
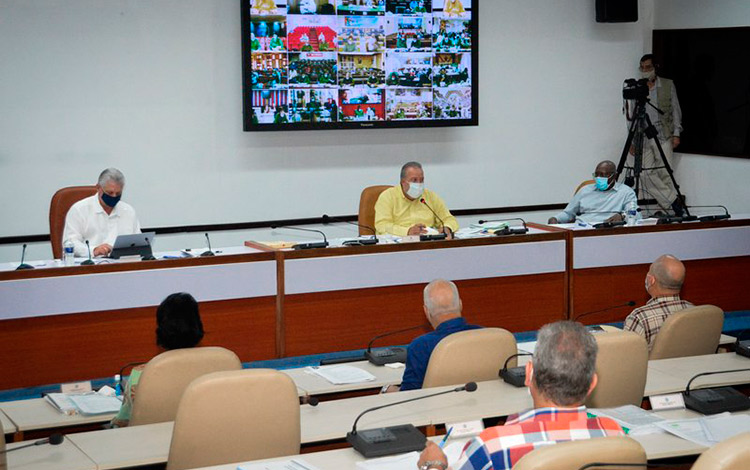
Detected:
left=653, top=0, right=750, bottom=213
left=1, top=0, right=746, bottom=263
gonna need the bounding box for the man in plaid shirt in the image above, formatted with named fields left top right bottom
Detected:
left=417, top=321, right=623, bottom=470
left=624, top=254, right=693, bottom=350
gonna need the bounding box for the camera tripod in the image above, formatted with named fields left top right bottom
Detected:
left=616, top=97, right=690, bottom=218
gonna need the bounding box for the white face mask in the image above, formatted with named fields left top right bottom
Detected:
left=640, top=69, right=656, bottom=80
left=406, top=182, right=424, bottom=199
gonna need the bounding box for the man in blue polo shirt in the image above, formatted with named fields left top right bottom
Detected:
left=393, top=279, right=482, bottom=391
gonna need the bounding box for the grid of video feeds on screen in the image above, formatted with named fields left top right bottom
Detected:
left=244, top=0, right=474, bottom=129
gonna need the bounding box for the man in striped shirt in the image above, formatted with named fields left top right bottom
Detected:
left=417, top=321, right=623, bottom=470
left=624, top=254, right=693, bottom=351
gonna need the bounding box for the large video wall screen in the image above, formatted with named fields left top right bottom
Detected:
left=241, top=0, right=478, bottom=131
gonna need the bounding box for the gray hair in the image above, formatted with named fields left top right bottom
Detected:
left=400, top=161, right=423, bottom=180
left=651, top=254, right=685, bottom=291
left=532, top=321, right=598, bottom=406
left=98, top=168, right=125, bottom=187
left=423, top=279, right=462, bottom=318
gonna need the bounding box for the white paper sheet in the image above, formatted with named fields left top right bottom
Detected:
left=305, top=365, right=377, bottom=385
left=238, top=458, right=321, bottom=470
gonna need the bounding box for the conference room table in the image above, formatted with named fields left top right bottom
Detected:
left=54, top=351, right=750, bottom=470
left=2, top=217, right=747, bottom=395
left=5, top=437, right=97, bottom=470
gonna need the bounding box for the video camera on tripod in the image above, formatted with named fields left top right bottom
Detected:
left=622, top=78, right=649, bottom=101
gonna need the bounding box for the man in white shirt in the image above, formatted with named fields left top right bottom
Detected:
left=62, top=168, right=141, bottom=257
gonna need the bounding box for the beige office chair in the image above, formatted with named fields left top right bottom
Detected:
left=422, top=328, right=517, bottom=388
left=130, top=347, right=242, bottom=426
left=586, top=330, right=648, bottom=408
left=513, top=436, right=646, bottom=470
left=166, top=369, right=300, bottom=470
left=0, top=419, right=5, bottom=470
left=358, top=185, right=391, bottom=235
left=691, top=432, right=750, bottom=470
left=574, top=179, right=595, bottom=195
left=48, top=185, right=97, bottom=259
left=649, top=305, right=724, bottom=360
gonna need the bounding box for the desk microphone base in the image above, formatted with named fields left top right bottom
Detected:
left=347, top=425, right=426, bottom=458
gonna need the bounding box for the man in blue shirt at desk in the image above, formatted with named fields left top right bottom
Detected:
left=388, top=279, right=482, bottom=392
left=548, top=160, right=640, bottom=226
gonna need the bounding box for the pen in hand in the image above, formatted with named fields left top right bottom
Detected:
left=439, top=426, right=454, bottom=448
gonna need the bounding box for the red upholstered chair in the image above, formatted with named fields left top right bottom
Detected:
left=49, top=186, right=97, bottom=259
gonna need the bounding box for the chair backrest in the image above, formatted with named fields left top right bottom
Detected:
left=649, top=305, right=724, bottom=360
left=130, top=347, right=242, bottom=426
left=574, top=179, right=595, bottom=195
left=422, top=328, right=517, bottom=389
left=0, top=418, right=6, bottom=470
left=358, top=185, right=391, bottom=235
left=691, top=432, right=750, bottom=470
left=166, top=369, right=300, bottom=470
left=586, top=330, right=648, bottom=408
left=513, top=436, right=646, bottom=470
left=49, top=185, right=97, bottom=259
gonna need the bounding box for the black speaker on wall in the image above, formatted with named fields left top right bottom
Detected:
left=596, top=0, right=638, bottom=23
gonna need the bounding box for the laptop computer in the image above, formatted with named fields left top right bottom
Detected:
left=110, top=232, right=156, bottom=259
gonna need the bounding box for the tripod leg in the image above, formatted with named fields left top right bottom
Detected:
left=643, top=113, right=689, bottom=217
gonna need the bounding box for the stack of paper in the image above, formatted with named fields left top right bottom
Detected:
left=591, top=405, right=666, bottom=435
left=45, top=392, right=122, bottom=415
left=305, top=365, right=377, bottom=385
left=656, top=413, right=750, bottom=447
left=238, top=458, right=321, bottom=470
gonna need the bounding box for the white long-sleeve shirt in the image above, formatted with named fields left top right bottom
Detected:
left=62, top=195, right=141, bottom=257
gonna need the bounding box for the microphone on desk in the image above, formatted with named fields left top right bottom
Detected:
left=142, top=237, right=156, bottom=261
left=0, top=433, right=64, bottom=454
left=683, top=368, right=750, bottom=415
left=683, top=205, right=732, bottom=222
left=15, top=243, right=34, bottom=270
left=572, top=301, right=637, bottom=323
left=80, top=240, right=95, bottom=265
left=734, top=329, right=750, bottom=359
left=477, top=218, right=529, bottom=235
left=365, top=324, right=428, bottom=366
left=419, top=198, right=448, bottom=241
left=347, top=382, right=477, bottom=458
left=321, top=214, right=378, bottom=245
left=271, top=225, right=329, bottom=250
left=201, top=233, right=215, bottom=257
left=499, top=352, right=532, bottom=387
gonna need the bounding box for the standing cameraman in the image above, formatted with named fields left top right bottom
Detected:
left=625, top=54, right=684, bottom=216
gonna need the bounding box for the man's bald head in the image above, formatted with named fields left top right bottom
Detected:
left=595, top=160, right=617, bottom=175
left=423, top=279, right=463, bottom=320
left=649, top=254, right=686, bottom=292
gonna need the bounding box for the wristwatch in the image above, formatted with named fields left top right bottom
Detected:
left=420, top=461, right=448, bottom=470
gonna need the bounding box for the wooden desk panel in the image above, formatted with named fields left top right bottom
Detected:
left=0, top=296, right=276, bottom=390
left=283, top=273, right=566, bottom=357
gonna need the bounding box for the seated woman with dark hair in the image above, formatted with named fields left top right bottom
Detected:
left=112, top=292, right=204, bottom=427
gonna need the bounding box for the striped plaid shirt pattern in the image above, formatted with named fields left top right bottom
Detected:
left=450, top=407, right=624, bottom=470
left=623, top=295, right=693, bottom=350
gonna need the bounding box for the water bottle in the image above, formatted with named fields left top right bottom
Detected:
left=114, top=374, right=122, bottom=397
left=626, top=201, right=638, bottom=226
left=63, top=241, right=75, bottom=266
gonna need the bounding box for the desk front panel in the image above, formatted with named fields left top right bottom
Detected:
left=282, top=237, right=567, bottom=356
left=570, top=221, right=750, bottom=322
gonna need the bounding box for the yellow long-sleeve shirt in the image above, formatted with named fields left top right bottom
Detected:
left=374, top=186, right=459, bottom=236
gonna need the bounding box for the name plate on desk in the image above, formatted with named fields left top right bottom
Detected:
left=650, top=393, right=686, bottom=411
left=61, top=381, right=92, bottom=394
left=445, top=419, right=484, bottom=438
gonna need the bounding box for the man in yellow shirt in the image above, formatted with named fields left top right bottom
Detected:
left=374, top=162, right=459, bottom=238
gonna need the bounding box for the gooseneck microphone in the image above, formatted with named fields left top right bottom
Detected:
left=477, top=218, right=529, bottom=235
left=365, top=324, right=428, bottom=366
left=117, top=361, right=147, bottom=390
left=683, top=368, right=750, bottom=415
left=572, top=301, right=636, bottom=322
left=201, top=233, right=215, bottom=257
left=16, top=243, right=34, bottom=270
left=685, top=205, right=731, bottom=222
left=419, top=198, right=448, bottom=241
left=499, top=352, right=532, bottom=387
left=80, top=240, right=95, bottom=265
left=0, top=433, right=64, bottom=454
left=271, top=225, right=329, bottom=250
left=321, top=214, right=378, bottom=245
left=347, top=382, right=477, bottom=457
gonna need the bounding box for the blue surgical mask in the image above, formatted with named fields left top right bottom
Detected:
left=101, top=192, right=121, bottom=208
left=594, top=177, right=610, bottom=191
